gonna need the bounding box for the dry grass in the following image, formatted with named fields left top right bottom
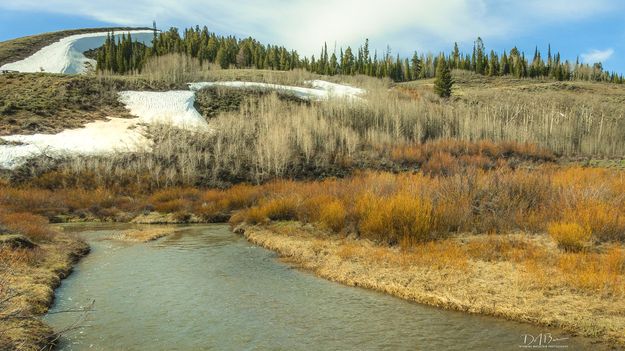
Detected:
left=107, top=227, right=177, bottom=242
left=0, top=73, right=184, bottom=136
left=0, top=186, right=92, bottom=350
left=243, top=223, right=625, bottom=347
left=0, top=230, right=88, bottom=351
left=0, top=211, right=54, bottom=242
left=8, top=70, right=625, bottom=189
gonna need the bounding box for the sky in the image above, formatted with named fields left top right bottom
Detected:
left=1, top=0, right=624, bottom=73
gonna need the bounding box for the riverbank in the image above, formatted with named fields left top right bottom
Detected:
left=0, top=230, right=89, bottom=351
left=241, top=222, right=625, bottom=348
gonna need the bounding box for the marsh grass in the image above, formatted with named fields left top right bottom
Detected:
left=244, top=223, right=625, bottom=345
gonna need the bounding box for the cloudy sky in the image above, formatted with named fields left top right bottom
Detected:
left=1, top=0, right=624, bottom=72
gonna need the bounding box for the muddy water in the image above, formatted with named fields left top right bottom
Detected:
left=45, top=224, right=594, bottom=350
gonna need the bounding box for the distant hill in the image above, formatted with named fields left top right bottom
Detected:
left=0, top=27, right=152, bottom=67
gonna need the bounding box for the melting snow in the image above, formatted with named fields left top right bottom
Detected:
left=118, top=91, right=207, bottom=129
left=0, top=30, right=154, bottom=74
left=0, top=91, right=208, bottom=169
left=188, top=80, right=364, bottom=100
left=0, top=78, right=362, bottom=169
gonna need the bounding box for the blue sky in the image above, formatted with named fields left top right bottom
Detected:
left=1, top=0, right=624, bottom=73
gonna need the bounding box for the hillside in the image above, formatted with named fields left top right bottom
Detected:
left=2, top=68, right=624, bottom=174
left=0, top=27, right=152, bottom=67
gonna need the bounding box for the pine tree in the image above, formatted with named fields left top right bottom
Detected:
left=434, top=56, right=453, bottom=98
left=488, top=50, right=498, bottom=76
left=452, top=42, right=460, bottom=69
left=342, top=47, right=354, bottom=75
left=475, top=37, right=485, bottom=74
left=215, top=47, right=228, bottom=68
left=329, top=53, right=338, bottom=75
left=92, top=25, right=621, bottom=84
left=411, top=52, right=422, bottom=79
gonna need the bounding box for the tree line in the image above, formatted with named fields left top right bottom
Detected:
left=96, top=26, right=624, bottom=84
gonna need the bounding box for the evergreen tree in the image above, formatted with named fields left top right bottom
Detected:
left=411, top=52, right=422, bottom=79
left=475, top=37, right=485, bottom=74
left=93, top=27, right=623, bottom=85
left=434, top=56, right=453, bottom=98
left=342, top=47, right=354, bottom=75
left=215, top=47, right=229, bottom=68
left=329, top=53, right=338, bottom=75
left=452, top=42, right=460, bottom=69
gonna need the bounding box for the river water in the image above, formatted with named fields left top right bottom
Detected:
left=45, top=224, right=595, bottom=350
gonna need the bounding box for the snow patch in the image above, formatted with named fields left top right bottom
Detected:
left=188, top=80, right=364, bottom=100
left=0, top=118, right=147, bottom=169
left=118, top=91, right=207, bottom=129
left=0, top=90, right=208, bottom=169
left=307, top=80, right=365, bottom=97
left=0, top=30, right=154, bottom=74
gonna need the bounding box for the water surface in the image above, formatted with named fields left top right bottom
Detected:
left=46, top=224, right=594, bottom=350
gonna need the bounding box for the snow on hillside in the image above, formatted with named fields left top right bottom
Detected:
left=0, top=118, right=146, bottom=169
left=307, top=80, right=365, bottom=97
left=0, top=30, right=154, bottom=74
left=188, top=80, right=365, bottom=100
left=0, top=91, right=208, bottom=169
left=118, top=91, right=207, bottom=129
left=0, top=78, right=360, bottom=169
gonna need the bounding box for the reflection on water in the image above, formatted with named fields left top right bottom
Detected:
left=46, top=224, right=594, bottom=350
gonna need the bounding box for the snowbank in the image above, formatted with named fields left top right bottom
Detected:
left=0, top=30, right=154, bottom=74
left=307, top=80, right=365, bottom=97
left=0, top=118, right=146, bottom=169
left=0, top=90, right=208, bottom=169
left=188, top=80, right=364, bottom=100
left=118, top=91, right=207, bottom=129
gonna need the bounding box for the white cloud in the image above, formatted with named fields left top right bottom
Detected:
left=0, top=0, right=621, bottom=56
left=581, top=48, right=615, bottom=63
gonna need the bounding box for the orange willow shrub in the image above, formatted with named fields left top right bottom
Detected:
left=548, top=222, right=592, bottom=252
left=421, top=151, right=460, bottom=175
left=551, top=167, right=625, bottom=242
left=559, top=201, right=625, bottom=242
left=222, top=166, right=625, bottom=247
left=297, top=194, right=336, bottom=223
left=0, top=187, right=138, bottom=224
left=242, top=196, right=300, bottom=224
left=355, top=191, right=435, bottom=245
left=389, top=139, right=555, bottom=169
left=0, top=212, right=54, bottom=242
left=147, top=188, right=200, bottom=213
left=219, top=184, right=263, bottom=209
left=318, top=200, right=347, bottom=232
left=0, top=187, right=57, bottom=213
left=3, top=163, right=625, bottom=248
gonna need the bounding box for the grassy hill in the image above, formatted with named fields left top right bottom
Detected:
left=0, top=27, right=151, bottom=67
